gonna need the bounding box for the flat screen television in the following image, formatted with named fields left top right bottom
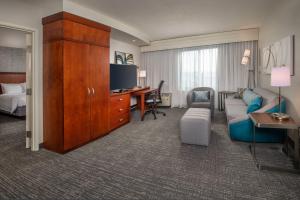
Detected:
left=110, top=64, right=137, bottom=90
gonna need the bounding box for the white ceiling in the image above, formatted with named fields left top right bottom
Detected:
left=0, top=27, right=26, bottom=48
left=71, top=0, right=281, bottom=43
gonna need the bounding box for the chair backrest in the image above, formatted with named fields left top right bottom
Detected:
left=157, top=80, right=164, bottom=100
left=187, top=87, right=215, bottom=106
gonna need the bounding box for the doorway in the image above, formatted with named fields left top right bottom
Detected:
left=0, top=24, right=35, bottom=151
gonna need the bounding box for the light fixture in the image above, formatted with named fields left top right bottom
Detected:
left=241, top=56, right=249, bottom=65
left=139, top=70, right=146, bottom=78
left=138, top=70, right=146, bottom=87
left=241, top=49, right=255, bottom=88
left=243, top=49, right=251, bottom=57
left=270, top=65, right=291, bottom=120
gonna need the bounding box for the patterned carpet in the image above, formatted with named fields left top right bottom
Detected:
left=0, top=109, right=300, bottom=200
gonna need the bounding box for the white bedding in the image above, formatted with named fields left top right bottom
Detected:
left=0, top=93, right=26, bottom=113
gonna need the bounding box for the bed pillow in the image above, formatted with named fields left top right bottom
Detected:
left=20, top=82, right=26, bottom=93
left=0, top=83, right=23, bottom=94
left=192, top=91, right=210, bottom=102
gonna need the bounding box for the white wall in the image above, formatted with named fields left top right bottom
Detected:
left=0, top=0, right=62, bottom=144
left=110, top=38, right=141, bottom=66
left=258, top=0, right=300, bottom=121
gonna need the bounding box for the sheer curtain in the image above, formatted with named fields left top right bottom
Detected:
left=141, top=41, right=257, bottom=108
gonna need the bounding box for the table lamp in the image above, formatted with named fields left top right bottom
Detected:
left=139, top=70, right=146, bottom=87
left=270, top=65, right=291, bottom=120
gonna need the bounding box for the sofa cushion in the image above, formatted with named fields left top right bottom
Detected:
left=225, top=98, right=246, bottom=106
left=192, top=91, right=210, bottom=102
left=225, top=104, right=248, bottom=120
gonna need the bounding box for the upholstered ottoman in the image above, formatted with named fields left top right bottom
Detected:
left=180, top=108, right=211, bottom=146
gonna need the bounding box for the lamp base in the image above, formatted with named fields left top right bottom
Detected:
left=270, top=113, right=290, bottom=121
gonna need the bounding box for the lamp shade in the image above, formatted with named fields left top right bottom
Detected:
left=271, top=66, right=291, bottom=87
left=241, top=56, right=249, bottom=65
left=243, top=49, right=251, bottom=57
left=139, top=70, right=146, bottom=78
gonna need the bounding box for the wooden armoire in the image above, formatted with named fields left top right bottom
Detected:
left=43, top=12, right=111, bottom=153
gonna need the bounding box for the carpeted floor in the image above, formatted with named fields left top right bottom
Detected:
left=0, top=109, right=300, bottom=200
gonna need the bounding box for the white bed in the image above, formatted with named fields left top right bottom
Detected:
left=0, top=83, right=26, bottom=116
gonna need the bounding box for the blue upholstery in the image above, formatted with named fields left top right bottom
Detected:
left=243, top=89, right=261, bottom=105
left=246, top=97, right=263, bottom=113
left=226, top=88, right=286, bottom=143
left=192, top=91, right=210, bottom=102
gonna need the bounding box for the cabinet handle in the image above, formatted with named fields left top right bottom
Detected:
left=87, top=88, right=91, bottom=95
left=119, top=118, right=124, bottom=122
left=119, top=98, right=123, bottom=101
left=92, top=88, right=95, bottom=95
left=119, top=108, right=124, bottom=112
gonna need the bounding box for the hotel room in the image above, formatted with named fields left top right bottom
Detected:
left=0, top=0, right=300, bottom=199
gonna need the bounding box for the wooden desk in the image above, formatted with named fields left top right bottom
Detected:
left=109, top=87, right=154, bottom=130
left=249, top=113, right=300, bottom=174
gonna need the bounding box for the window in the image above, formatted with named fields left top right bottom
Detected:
left=179, top=48, right=218, bottom=91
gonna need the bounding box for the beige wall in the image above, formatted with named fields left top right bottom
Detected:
left=258, top=0, right=300, bottom=121
left=110, top=38, right=141, bottom=66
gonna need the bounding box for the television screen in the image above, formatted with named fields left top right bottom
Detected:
left=110, top=64, right=137, bottom=90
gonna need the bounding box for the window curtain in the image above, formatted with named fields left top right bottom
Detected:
left=141, top=41, right=257, bottom=108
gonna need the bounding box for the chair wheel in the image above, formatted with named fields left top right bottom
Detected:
left=163, top=114, right=166, bottom=116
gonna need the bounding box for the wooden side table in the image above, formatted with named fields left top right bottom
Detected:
left=218, top=91, right=236, bottom=111
left=249, top=113, right=300, bottom=174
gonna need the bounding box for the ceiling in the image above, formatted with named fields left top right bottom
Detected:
left=111, top=28, right=148, bottom=46
left=71, top=0, right=281, bottom=43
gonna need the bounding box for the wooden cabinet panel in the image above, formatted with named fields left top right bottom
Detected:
left=63, top=20, right=110, bottom=47
left=63, top=41, right=91, bottom=150
left=90, top=46, right=110, bottom=139
left=43, top=41, right=64, bottom=152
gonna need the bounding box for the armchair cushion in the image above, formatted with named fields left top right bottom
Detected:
left=192, top=91, right=210, bottom=102
left=190, top=101, right=211, bottom=109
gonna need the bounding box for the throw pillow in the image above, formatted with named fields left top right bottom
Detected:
left=243, top=89, right=261, bottom=105
left=247, top=96, right=263, bottom=113
left=192, top=91, right=210, bottom=102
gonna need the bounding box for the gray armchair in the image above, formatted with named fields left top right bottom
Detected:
left=187, top=87, right=215, bottom=117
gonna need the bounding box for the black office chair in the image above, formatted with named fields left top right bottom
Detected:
left=142, top=80, right=166, bottom=120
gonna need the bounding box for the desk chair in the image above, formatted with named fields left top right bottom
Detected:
left=142, top=80, right=166, bottom=120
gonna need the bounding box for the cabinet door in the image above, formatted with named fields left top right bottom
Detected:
left=90, top=45, right=110, bottom=139
left=63, top=41, right=91, bottom=150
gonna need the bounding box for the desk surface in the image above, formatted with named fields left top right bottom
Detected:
left=249, top=113, right=298, bottom=129
left=110, top=87, right=150, bottom=96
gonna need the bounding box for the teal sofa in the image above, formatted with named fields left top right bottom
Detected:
left=225, top=88, right=286, bottom=142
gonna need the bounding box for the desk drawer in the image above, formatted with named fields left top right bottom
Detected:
left=110, top=94, right=130, bottom=107
left=110, top=112, right=129, bottom=130
left=110, top=106, right=130, bottom=116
